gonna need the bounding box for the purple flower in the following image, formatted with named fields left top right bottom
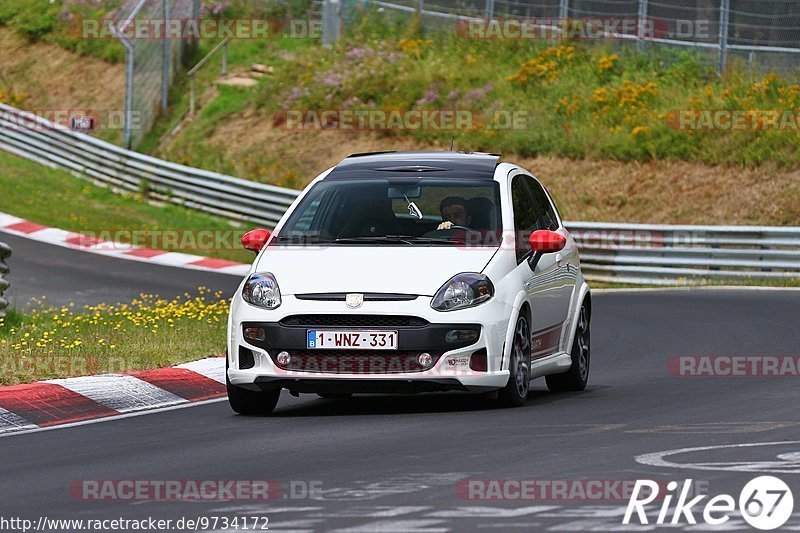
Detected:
left=285, top=86, right=310, bottom=105
left=342, top=97, right=362, bottom=108
left=447, top=88, right=460, bottom=101
left=416, top=88, right=440, bottom=106
left=463, top=83, right=494, bottom=105
left=319, top=71, right=343, bottom=89
left=345, top=47, right=374, bottom=63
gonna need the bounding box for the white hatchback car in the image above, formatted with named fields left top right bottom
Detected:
left=227, top=151, right=591, bottom=414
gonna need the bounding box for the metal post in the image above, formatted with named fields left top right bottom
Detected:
left=637, top=0, right=648, bottom=52
left=322, top=0, right=341, bottom=47
left=718, top=0, right=730, bottom=75
left=161, top=0, right=170, bottom=111
left=222, top=41, right=228, bottom=78
left=190, top=73, right=196, bottom=117
left=485, top=0, right=495, bottom=20
left=121, top=37, right=135, bottom=149
left=559, top=0, right=568, bottom=21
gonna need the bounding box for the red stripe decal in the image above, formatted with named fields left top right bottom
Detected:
left=131, top=368, right=226, bottom=401
left=531, top=324, right=563, bottom=358
left=125, top=248, right=168, bottom=258
left=187, top=258, right=240, bottom=269
left=5, top=221, right=48, bottom=234
left=0, top=383, right=118, bottom=427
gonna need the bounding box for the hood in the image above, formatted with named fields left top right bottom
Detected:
left=254, top=245, right=497, bottom=296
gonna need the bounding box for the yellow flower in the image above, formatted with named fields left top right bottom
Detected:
left=597, top=54, right=618, bottom=74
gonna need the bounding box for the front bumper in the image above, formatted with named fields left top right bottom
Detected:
left=227, top=294, right=514, bottom=393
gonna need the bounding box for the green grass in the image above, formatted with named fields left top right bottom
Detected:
left=151, top=9, right=800, bottom=182
left=0, top=150, right=255, bottom=263
left=0, top=0, right=124, bottom=62
left=0, top=290, right=227, bottom=385
left=276, top=11, right=800, bottom=166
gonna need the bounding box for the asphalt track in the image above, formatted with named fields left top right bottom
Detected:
left=0, top=232, right=240, bottom=308
left=2, top=236, right=800, bottom=531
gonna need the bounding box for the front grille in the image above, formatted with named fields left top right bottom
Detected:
left=272, top=351, right=441, bottom=374
left=294, top=293, right=418, bottom=302
left=280, top=315, right=428, bottom=328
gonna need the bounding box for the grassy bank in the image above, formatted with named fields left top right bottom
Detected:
left=0, top=289, right=228, bottom=385
left=0, top=150, right=255, bottom=263
left=154, top=10, right=800, bottom=183
left=0, top=0, right=124, bottom=61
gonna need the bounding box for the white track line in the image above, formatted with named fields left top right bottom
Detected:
left=0, top=397, right=228, bottom=438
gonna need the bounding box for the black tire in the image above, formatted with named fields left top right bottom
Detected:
left=226, top=360, right=280, bottom=415
left=546, top=302, right=590, bottom=392
left=498, top=314, right=531, bottom=407
left=317, top=393, right=353, bottom=399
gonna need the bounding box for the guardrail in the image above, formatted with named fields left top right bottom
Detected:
left=0, top=103, right=299, bottom=227
left=0, top=242, right=10, bottom=318
left=568, top=222, right=800, bottom=285
left=1, top=103, right=799, bottom=285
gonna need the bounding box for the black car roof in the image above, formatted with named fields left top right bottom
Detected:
left=324, top=151, right=501, bottom=180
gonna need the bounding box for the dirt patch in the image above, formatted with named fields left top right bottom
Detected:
left=189, top=115, right=800, bottom=226
left=0, top=27, right=124, bottom=112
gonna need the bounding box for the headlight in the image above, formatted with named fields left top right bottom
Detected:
left=431, top=273, right=494, bottom=312
left=242, top=272, right=281, bottom=310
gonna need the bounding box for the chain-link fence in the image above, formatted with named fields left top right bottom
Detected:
left=332, top=0, right=800, bottom=73
left=117, top=0, right=200, bottom=149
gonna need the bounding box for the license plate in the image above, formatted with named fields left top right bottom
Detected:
left=307, top=330, right=398, bottom=350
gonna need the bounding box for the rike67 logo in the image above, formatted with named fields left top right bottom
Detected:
left=623, top=476, right=794, bottom=530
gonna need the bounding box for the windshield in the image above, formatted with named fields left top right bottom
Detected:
left=277, top=178, right=502, bottom=245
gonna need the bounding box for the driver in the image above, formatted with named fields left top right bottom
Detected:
left=436, top=196, right=472, bottom=230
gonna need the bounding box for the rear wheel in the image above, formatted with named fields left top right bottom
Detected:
left=499, top=314, right=531, bottom=407
left=546, top=302, right=590, bottom=392
left=226, top=359, right=280, bottom=415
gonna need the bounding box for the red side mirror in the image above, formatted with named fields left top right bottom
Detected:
left=529, top=229, right=566, bottom=253
left=241, top=228, right=271, bottom=253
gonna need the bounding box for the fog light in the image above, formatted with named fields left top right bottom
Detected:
left=276, top=351, right=291, bottom=365
left=445, top=329, right=479, bottom=343
left=418, top=353, right=433, bottom=367
left=244, top=327, right=265, bottom=342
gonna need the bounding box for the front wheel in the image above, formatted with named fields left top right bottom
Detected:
left=546, top=302, right=590, bottom=392
left=499, top=314, right=531, bottom=407
left=226, top=360, right=280, bottom=415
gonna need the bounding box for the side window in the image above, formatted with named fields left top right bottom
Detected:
left=524, top=176, right=559, bottom=231
left=511, top=175, right=539, bottom=262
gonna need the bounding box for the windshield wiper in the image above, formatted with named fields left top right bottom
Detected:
left=332, top=236, right=415, bottom=245
left=275, top=235, right=334, bottom=244
left=385, top=234, right=469, bottom=245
